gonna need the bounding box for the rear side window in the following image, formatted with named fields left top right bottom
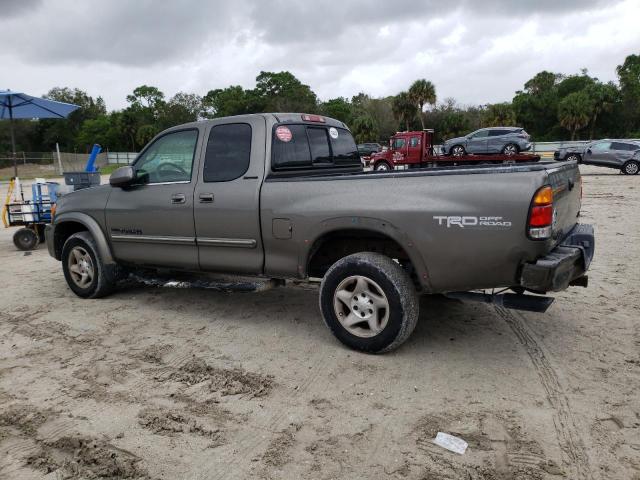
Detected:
left=612, top=142, right=638, bottom=151
left=409, top=137, right=420, bottom=147
left=489, top=130, right=506, bottom=137
left=272, top=125, right=359, bottom=170
left=203, top=123, right=252, bottom=182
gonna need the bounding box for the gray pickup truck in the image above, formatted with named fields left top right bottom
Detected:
left=45, top=113, right=594, bottom=353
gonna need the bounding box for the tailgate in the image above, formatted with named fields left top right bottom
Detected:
left=545, top=163, right=582, bottom=245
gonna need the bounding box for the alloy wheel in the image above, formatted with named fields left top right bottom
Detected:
left=67, top=246, right=95, bottom=288
left=333, top=275, right=390, bottom=338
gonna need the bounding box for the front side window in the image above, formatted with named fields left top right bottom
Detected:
left=471, top=130, right=489, bottom=138
left=135, top=129, right=198, bottom=184
left=203, top=123, right=252, bottom=182
left=591, top=142, right=611, bottom=152
left=393, top=138, right=406, bottom=149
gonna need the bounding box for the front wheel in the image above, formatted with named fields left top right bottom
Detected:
left=622, top=160, right=639, bottom=175
left=374, top=161, right=392, bottom=171
left=61, top=231, right=121, bottom=298
left=451, top=145, right=466, bottom=157
left=319, top=252, right=419, bottom=353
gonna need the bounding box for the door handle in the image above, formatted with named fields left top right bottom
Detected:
left=199, top=193, right=214, bottom=203
left=171, top=193, right=186, bottom=204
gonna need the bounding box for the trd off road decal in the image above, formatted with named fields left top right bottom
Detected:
left=433, top=215, right=512, bottom=229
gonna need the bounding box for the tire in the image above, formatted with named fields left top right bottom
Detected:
left=61, top=231, right=121, bottom=298
left=374, top=161, right=392, bottom=172
left=319, top=252, right=419, bottom=353
left=622, top=160, right=639, bottom=175
left=451, top=145, right=465, bottom=157
left=501, top=143, right=519, bottom=156
left=566, top=153, right=581, bottom=163
left=13, top=228, right=38, bottom=251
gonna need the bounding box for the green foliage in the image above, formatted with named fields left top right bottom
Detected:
left=482, top=103, right=516, bottom=127
left=558, top=91, right=592, bottom=140
left=3, top=54, right=640, bottom=155
left=408, top=79, right=436, bottom=129
left=392, top=92, right=416, bottom=131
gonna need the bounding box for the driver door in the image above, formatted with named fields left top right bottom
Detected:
left=105, top=128, right=202, bottom=269
left=467, top=130, right=489, bottom=153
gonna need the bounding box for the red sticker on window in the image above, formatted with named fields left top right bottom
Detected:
left=275, top=126, right=292, bottom=142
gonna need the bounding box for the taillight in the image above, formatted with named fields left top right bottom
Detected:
left=528, top=185, right=553, bottom=239
left=51, top=203, right=56, bottom=219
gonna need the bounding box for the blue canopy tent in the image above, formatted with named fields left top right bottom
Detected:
left=0, top=90, right=79, bottom=177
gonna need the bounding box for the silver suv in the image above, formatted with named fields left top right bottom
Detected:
left=443, top=127, right=531, bottom=156
left=555, top=140, right=640, bottom=175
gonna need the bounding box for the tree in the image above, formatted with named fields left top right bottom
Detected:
left=558, top=91, right=592, bottom=140
left=585, top=82, right=618, bottom=139
left=253, top=71, right=317, bottom=113
left=319, top=97, right=353, bottom=124
left=513, top=71, right=562, bottom=140
left=157, top=92, right=203, bottom=129
left=482, top=103, right=516, bottom=127
left=408, top=79, right=436, bottom=129
left=392, top=92, right=415, bottom=131
left=616, top=54, right=640, bottom=134
left=202, top=86, right=256, bottom=118
left=126, top=85, right=165, bottom=112
left=351, top=115, right=377, bottom=143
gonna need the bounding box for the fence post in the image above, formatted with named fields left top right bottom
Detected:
left=56, top=143, right=63, bottom=175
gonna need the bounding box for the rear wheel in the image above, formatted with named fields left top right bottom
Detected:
left=319, top=252, right=419, bottom=353
left=566, top=153, right=581, bottom=163
left=13, top=228, right=38, bottom=251
left=451, top=145, right=466, bottom=157
left=502, top=143, right=519, bottom=156
left=622, top=160, right=639, bottom=175
left=374, top=161, right=392, bottom=172
left=61, top=231, right=121, bottom=298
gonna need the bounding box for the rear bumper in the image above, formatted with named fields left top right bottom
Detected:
left=520, top=224, right=594, bottom=293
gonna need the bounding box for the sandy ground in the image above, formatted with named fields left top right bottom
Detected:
left=0, top=165, right=638, bottom=480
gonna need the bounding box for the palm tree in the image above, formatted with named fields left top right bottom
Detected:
left=586, top=82, right=617, bottom=139
left=558, top=92, right=592, bottom=140
left=408, top=79, right=436, bottom=129
left=392, top=92, right=416, bottom=131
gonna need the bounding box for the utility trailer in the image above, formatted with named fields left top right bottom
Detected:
left=368, top=129, right=540, bottom=171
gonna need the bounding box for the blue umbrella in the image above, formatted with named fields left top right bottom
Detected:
left=0, top=90, right=80, bottom=177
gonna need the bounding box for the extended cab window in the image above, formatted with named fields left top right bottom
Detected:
left=134, top=129, right=198, bottom=184
left=409, top=137, right=420, bottom=147
left=203, top=123, right=252, bottom=182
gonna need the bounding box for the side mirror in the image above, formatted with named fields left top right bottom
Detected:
left=586, top=149, right=592, bottom=155
left=109, top=166, right=136, bottom=187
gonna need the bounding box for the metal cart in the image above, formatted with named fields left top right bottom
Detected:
left=2, top=179, right=59, bottom=251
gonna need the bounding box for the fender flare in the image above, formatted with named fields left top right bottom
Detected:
left=302, top=216, right=432, bottom=291
left=54, top=212, right=115, bottom=264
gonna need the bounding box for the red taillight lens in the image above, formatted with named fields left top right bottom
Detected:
left=529, top=205, right=553, bottom=226
left=528, top=185, right=554, bottom=239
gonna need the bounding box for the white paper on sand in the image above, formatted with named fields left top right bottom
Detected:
left=433, top=432, right=468, bottom=454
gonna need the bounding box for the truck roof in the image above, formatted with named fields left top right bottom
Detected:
left=162, top=113, right=349, bottom=132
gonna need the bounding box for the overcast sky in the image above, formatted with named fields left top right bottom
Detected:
left=1, top=0, right=638, bottom=110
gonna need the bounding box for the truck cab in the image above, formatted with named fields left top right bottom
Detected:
left=370, top=130, right=434, bottom=171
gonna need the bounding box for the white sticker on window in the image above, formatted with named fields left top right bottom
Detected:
left=329, top=127, right=339, bottom=139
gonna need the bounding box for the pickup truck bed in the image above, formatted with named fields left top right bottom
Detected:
left=46, top=113, right=594, bottom=353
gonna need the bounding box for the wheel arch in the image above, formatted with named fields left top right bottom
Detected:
left=304, top=221, right=431, bottom=291
left=53, top=212, right=115, bottom=264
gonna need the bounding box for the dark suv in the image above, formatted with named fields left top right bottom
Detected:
left=357, top=143, right=382, bottom=156
left=443, top=127, right=531, bottom=156
left=555, top=140, right=640, bottom=175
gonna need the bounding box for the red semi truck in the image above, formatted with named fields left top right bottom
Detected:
left=367, top=129, right=539, bottom=171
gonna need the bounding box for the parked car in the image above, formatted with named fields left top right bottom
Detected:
left=443, top=127, right=531, bottom=157
left=554, top=140, right=640, bottom=175
left=357, top=143, right=382, bottom=156
left=46, top=113, right=593, bottom=353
